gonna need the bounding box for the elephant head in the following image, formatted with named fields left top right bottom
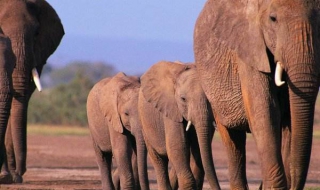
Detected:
left=99, top=72, right=149, bottom=189
left=141, top=61, right=220, bottom=189
left=0, top=0, right=64, bottom=182
left=194, top=0, right=320, bottom=188
left=102, top=72, right=141, bottom=134
left=0, top=0, right=64, bottom=91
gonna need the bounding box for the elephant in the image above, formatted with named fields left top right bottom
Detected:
left=194, top=0, right=320, bottom=189
left=0, top=0, right=64, bottom=183
left=139, top=61, right=220, bottom=190
left=86, top=72, right=149, bottom=190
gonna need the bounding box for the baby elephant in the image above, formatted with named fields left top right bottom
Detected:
left=87, top=72, right=149, bottom=190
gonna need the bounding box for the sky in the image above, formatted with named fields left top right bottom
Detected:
left=46, top=1, right=207, bottom=74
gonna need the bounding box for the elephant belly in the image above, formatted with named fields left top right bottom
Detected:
left=196, top=43, right=248, bottom=129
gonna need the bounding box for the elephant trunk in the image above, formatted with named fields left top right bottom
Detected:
left=6, top=34, right=32, bottom=176
left=287, top=67, right=318, bottom=189
left=193, top=100, right=221, bottom=190
left=282, top=21, right=320, bottom=188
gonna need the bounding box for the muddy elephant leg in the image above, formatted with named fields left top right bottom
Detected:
left=164, top=119, right=196, bottom=190
left=93, top=140, right=114, bottom=190
left=217, top=123, right=248, bottom=189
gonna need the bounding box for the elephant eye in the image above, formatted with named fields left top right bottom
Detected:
left=181, top=96, right=186, bottom=102
left=270, top=12, right=277, bottom=22
left=125, top=112, right=129, bottom=116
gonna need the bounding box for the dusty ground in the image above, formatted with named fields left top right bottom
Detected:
left=0, top=130, right=320, bottom=190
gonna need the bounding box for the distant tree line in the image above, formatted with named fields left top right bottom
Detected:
left=28, top=61, right=117, bottom=127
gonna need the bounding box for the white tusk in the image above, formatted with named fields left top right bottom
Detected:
left=186, top=120, right=192, bottom=131
left=275, top=62, right=285, bottom=87
left=32, top=68, right=42, bottom=92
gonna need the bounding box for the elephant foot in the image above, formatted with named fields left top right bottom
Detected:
left=11, top=173, right=23, bottom=183
left=0, top=173, right=13, bottom=184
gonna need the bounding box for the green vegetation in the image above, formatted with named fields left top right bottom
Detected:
left=28, top=61, right=117, bottom=127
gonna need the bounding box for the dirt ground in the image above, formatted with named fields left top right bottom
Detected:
left=0, top=130, right=320, bottom=190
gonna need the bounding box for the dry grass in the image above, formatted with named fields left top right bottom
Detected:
left=27, top=124, right=90, bottom=136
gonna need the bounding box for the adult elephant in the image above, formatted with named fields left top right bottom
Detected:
left=87, top=72, right=149, bottom=190
left=194, top=0, right=320, bottom=189
left=0, top=0, right=64, bottom=183
left=139, top=61, right=220, bottom=190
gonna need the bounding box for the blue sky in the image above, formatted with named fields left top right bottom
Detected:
left=46, top=1, right=206, bottom=74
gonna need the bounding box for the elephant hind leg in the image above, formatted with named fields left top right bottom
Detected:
left=92, top=140, right=114, bottom=190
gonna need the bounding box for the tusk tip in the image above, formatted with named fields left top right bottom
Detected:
left=186, top=120, right=192, bottom=131
left=275, top=81, right=285, bottom=87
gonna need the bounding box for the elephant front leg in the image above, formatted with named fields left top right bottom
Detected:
left=217, top=123, right=248, bottom=189
left=164, top=118, right=196, bottom=190
left=146, top=143, right=172, bottom=190
left=92, top=140, right=114, bottom=190
left=112, top=134, right=135, bottom=190
left=240, top=68, right=287, bottom=189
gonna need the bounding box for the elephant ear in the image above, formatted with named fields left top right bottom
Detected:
left=194, top=0, right=270, bottom=73
left=141, top=61, right=188, bottom=123
left=27, top=0, right=64, bottom=66
left=101, top=72, right=140, bottom=134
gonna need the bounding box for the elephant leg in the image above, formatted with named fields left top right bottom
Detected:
left=190, top=150, right=204, bottom=190
left=113, top=134, right=135, bottom=190
left=217, top=123, right=248, bottom=189
left=240, top=69, right=287, bottom=189
left=164, top=119, right=196, bottom=190
left=281, top=126, right=291, bottom=189
left=131, top=143, right=141, bottom=190
left=147, top=143, right=172, bottom=190
left=0, top=72, right=13, bottom=183
left=112, top=168, right=120, bottom=190
left=93, top=140, right=114, bottom=190
left=169, top=166, right=178, bottom=190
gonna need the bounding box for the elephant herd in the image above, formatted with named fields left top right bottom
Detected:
left=87, top=0, right=320, bottom=190
left=1, top=0, right=320, bottom=190
left=87, top=62, right=220, bottom=190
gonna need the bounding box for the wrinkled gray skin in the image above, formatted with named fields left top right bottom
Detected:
left=139, top=61, right=220, bottom=190
left=0, top=0, right=64, bottom=184
left=194, top=0, right=320, bottom=189
left=87, top=72, right=149, bottom=190
left=0, top=29, right=15, bottom=184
